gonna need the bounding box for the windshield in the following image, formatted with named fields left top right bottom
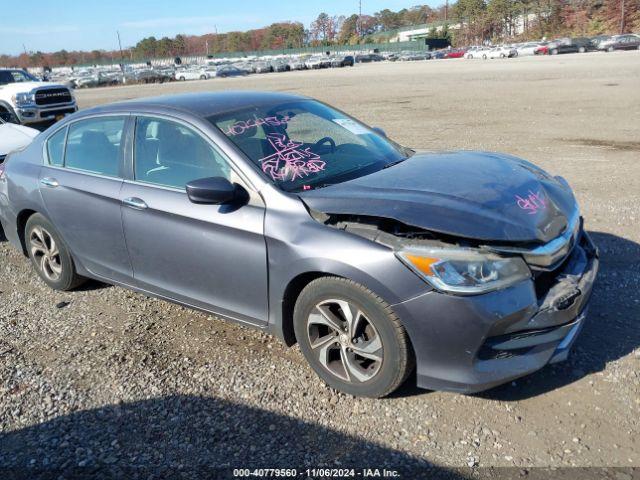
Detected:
left=0, top=69, right=38, bottom=85
left=208, top=100, right=412, bottom=192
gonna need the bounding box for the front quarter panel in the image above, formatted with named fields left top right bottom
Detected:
left=262, top=188, right=430, bottom=339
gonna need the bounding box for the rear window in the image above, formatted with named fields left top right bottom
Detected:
left=46, top=127, right=67, bottom=166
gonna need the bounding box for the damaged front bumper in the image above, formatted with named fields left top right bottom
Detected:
left=392, top=229, right=599, bottom=393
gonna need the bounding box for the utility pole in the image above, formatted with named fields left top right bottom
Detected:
left=620, top=0, right=626, bottom=34
left=358, top=0, right=362, bottom=38
left=22, top=44, right=28, bottom=55
left=116, top=31, right=124, bottom=65
left=445, top=0, right=448, bottom=22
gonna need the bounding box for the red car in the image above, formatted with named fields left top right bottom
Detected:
left=444, top=49, right=467, bottom=59
left=534, top=44, right=549, bottom=55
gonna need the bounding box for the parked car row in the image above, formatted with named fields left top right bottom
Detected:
left=463, top=33, right=640, bottom=60
left=531, top=34, right=640, bottom=55
left=16, top=31, right=640, bottom=93
left=43, top=54, right=361, bottom=88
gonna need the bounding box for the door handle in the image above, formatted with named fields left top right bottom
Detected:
left=122, top=197, right=148, bottom=210
left=40, top=177, right=59, bottom=188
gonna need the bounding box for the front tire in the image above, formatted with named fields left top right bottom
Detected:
left=25, top=214, right=85, bottom=291
left=294, top=277, right=414, bottom=398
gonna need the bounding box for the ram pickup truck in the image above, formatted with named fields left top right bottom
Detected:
left=0, top=69, right=77, bottom=126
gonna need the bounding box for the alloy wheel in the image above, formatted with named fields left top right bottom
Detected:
left=306, top=299, right=383, bottom=383
left=29, top=226, right=62, bottom=282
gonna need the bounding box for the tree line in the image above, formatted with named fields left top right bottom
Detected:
left=2, top=1, right=638, bottom=68
left=452, top=0, right=639, bottom=45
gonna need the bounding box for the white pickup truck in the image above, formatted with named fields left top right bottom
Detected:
left=0, top=69, right=78, bottom=126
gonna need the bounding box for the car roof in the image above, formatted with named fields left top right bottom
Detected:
left=77, top=90, right=308, bottom=119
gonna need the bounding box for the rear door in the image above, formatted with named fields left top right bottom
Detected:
left=624, top=36, right=640, bottom=50
left=39, top=115, right=133, bottom=282
left=120, top=115, right=268, bottom=325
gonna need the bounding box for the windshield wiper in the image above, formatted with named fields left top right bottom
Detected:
left=382, top=158, right=407, bottom=169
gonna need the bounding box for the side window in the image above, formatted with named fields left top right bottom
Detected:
left=10, top=70, right=31, bottom=82
left=46, top=127, right=66, bottom=166
left=65, top=116, right=125, bottom=177
left=134, top=117, right=231, bottom=189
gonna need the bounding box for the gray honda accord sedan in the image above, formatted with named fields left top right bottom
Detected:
left=0, top=91, right=598, bottom=397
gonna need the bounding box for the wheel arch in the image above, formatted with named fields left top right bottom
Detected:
left=279, top=271, right=337, bottom=346
left=275, top=258, right=420, bottom=347
left=16, top=208, right=38, bottom=256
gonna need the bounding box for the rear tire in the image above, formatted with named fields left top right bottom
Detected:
left=294, top=277, right=414, bottom=398
left=25, top=213, right=85, bottom=291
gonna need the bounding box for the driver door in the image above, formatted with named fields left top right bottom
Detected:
left=120, top=115, right=268, bottom=325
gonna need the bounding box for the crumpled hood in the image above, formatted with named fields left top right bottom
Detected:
left=0, top=123, right=40, bottom=156
left=299, top=151, right=578, bottom=244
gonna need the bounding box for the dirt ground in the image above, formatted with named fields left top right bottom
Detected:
left=1, top=51, right=639, bottom=475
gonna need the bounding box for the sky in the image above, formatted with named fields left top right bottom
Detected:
left=1, top=0, right=441, bottom=56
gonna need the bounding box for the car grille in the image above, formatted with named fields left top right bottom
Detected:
left=488, top=210, right=581, bottom=270
left=35, top=88, right=73, bottom=106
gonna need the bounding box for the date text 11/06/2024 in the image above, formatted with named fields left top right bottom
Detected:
left=232, top=468, right=401, bottom=478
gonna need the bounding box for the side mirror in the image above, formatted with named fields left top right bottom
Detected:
left=372, top=126, right=387, bottom=137
left=186, top=177, right=237, bottom=205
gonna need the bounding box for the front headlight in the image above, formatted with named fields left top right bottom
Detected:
left=12, top=92, right=35, bottom=106
left=397, top=246, right=530, bottom=295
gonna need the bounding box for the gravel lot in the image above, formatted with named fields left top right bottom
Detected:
left=1, top=52, right=639, bottom=478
